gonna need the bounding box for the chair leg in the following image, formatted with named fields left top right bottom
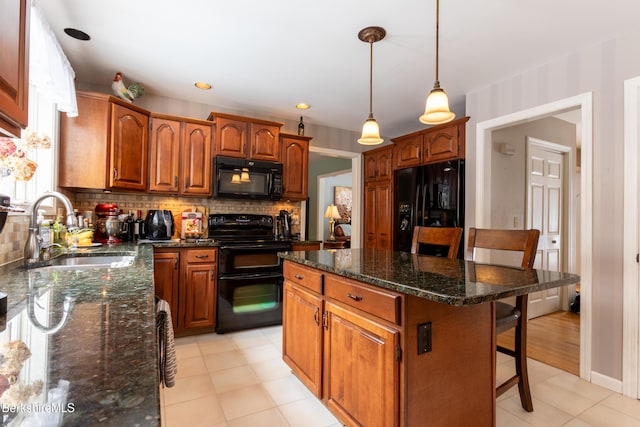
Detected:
left=515, top=297, right=533, bottom=412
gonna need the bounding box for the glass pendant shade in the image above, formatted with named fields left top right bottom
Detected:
left=358, top=113, right=384, bottom=145
left=419, top=83, right=455, bottom=125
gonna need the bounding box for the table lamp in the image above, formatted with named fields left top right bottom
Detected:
left=325, top=204, right=341, bottom=240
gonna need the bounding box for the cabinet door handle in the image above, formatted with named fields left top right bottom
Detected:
left=347, top=292, right=363, bottom=302
left=174, top=176, right=178, bottom=187
left=294, top=274, right=304, bottom=280
left=173, top=258, right=178, bottom=270
left=195, top=255, right=209, bottom=259
left=314, top=307, right=320, bottom=326
left=113, top=168, right=118, bottom=181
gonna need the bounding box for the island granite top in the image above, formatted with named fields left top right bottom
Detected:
left=280, top=249, right=581, bottom=306
left=0, top=242, right=159, bottom=426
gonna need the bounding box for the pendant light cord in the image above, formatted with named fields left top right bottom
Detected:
left=368, top=40, right=374, bottom=115
left=435, top=0, right=440, bottom=83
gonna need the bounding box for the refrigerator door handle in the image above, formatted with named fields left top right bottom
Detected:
left=414, top=184, right=421, bottom=227
left=422, top=183, right=428, bottom=226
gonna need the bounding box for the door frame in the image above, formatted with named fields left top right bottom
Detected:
left=308, top=147, right=363, bottom=248
left=622, top=76, right=640, bottom=398
left=526, top=137, right=574, bottom=312
left=475, top=92, right=593, bottom=381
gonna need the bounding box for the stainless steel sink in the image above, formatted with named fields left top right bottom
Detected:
left=28, top=254, right=136, bottom=270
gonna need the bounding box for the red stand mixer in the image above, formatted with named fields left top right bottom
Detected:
left=94, top=203, right=122, bottom=244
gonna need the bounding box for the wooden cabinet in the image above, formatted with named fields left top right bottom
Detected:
left=153, top=247, right=217, bottom=335
left=363, top=146, right=393, bottom=250
left=207, top=112, right=283, bottom=161
left=153, top=250, right=180, bottom=331
left=292, top=242, right=321, bottom=251
left=0, top=0, right=29, bottom=137
left=391, top=116, right=469, bottom=170
left=283, top=262, right=402, bottom=426
left=281, top=133, right=311, bottom=200
left=283, top=260, right=496, bottom=427
left=324, top=301, right=400, bottom=427
left=393, top=133, right=423, bottom=169
left=59, top=91, right=149, bottom=191
left=364, top=145, right=392, bottom=181
left=182, top=248, right=217, bottom=330
left=283, top=280, right=324, bottom=396
left=149, top=114, right=213, bottom=196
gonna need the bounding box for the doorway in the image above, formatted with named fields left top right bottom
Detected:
left=307, top=147, right=362, bottom=248
left=475, top=92, right=593, bottom=380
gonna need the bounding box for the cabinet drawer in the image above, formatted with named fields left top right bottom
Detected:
left=185, top=248, right=217, bottom=263
left=324, top=275, right=401, bottom=325
left=284, top=262, right=323, bottom=294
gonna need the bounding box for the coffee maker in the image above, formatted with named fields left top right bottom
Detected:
left=94, top=203, right=122, bottom=244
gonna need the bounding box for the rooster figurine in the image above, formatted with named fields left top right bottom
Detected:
left=112, top=72, right=134, bottom=102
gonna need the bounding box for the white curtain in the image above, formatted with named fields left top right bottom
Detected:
left=29, top=0, right=78, bottom=117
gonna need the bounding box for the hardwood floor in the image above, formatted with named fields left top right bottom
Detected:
left=497, top=310, right=580, bottom=376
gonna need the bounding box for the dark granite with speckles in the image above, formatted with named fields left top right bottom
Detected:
left=0, top=243, right=160, bottom=426
left=280, top=249, right=581, bottom=306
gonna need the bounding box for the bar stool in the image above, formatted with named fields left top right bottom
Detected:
left=465, top=227, right=540, bottom=412
left=410, top=226, right=463, bottom=258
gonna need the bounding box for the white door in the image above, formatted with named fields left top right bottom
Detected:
left=527, top=139, right=565, bottom=318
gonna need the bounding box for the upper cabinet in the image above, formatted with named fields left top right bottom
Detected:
left=281, top=133, right=311, bottom=200
left=392, top=116, right=469, bottom=169
left=207, top=112, right=282, bottom=161
left=149, top=113, right=213, bottom=196
left=364, top=145, right=393, bottom=181
left=0, top=0, right=30, bottom=137
left=59, top=91, right=149, bottom=191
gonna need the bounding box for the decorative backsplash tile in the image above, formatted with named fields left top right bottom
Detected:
left=0, top=192, right=302, bottom=266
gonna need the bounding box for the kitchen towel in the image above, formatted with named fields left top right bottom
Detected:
left=156, top=298, right=177, bottom=387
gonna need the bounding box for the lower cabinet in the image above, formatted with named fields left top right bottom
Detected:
left=154, top=247, right=217, bottom=335
left=282, top=260, right=496, bottom=427
left=283, top=261, right=402, bottom=427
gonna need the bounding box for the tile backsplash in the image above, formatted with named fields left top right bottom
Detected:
left=0, top=191, right=302, bottom=266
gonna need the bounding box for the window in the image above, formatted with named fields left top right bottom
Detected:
left=0, top=84, right=57, bottom=212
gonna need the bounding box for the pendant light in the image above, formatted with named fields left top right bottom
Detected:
left=419, top=0, right=455, bottom=125
left=357, top=26, right=385, bottom=145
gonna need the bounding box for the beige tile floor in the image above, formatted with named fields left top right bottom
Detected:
left=160, top=326, right=640, bottom=427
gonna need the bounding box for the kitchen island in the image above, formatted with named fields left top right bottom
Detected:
left=280, top=249, right=580, bottom=427
left=0, top=242, right=159, bottom=426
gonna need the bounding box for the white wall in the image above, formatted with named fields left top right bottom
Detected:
left=465, top=27, right=640, bottom=380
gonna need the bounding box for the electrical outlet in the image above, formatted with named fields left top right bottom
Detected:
left=417, top=322, right=432, bottom=355
left=513, top=215, right=519, bottom=228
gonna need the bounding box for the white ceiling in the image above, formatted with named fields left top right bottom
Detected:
left=38, top=0, right=640, bottom=138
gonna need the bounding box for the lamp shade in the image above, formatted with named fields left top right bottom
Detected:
left=325, top=204, right=340, bottom=219
left=230, top=173, right=241, bottom=184
left=358, top=114, right=384, bottom=145
left=419, top=85, right=455, bottom=125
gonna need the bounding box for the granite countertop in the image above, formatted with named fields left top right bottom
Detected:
left=0, top=242, right=159, bottom=426
left=280, top=249, right=581, bottom=306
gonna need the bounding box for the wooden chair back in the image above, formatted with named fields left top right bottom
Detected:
left=411, top=226, right=463, bottom=258
left=465, top=228, right=540, bottom=268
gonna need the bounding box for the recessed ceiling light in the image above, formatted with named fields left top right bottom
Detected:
left=64, top=28, right=90, bottom=41
left=194, top=82, right=212, bottom=90
left=296, top=103, right=311, bottom=110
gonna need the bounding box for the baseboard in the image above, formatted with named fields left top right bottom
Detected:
left=591, top=370, right=623, bottom=393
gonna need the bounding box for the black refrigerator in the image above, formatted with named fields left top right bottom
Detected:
left=394, top=159, right=465, bottom=257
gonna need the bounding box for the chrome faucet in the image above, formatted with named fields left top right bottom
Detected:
left=24, top=191, right=77, bottom=263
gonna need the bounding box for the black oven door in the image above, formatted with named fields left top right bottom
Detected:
left=218, top=243, right=291, bottom=275
left=216, top=272, right=283, bottom=333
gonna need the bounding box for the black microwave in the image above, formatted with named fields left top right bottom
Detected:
left=213, top=156, right=283, bottom=200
